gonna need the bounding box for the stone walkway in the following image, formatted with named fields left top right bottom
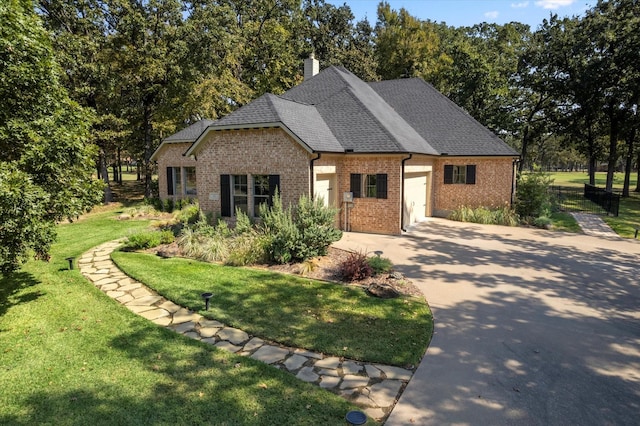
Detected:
left=571, top=212, right=621, bottom=239
left=78, top=240, right=413, bottom=422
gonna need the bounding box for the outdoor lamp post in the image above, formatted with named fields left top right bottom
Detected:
left=201, top=292, right=213, bottom=311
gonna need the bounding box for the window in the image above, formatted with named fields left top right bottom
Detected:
left=444, top=165, right=476, bottom=185
left=221, top=174, right=280, bottom=217
left=350, top=173, right=387, bottom=199
left=233, top=175, right=248, bottom=215
left=185, top=167, right=197, bottom=195
left=253, top=175, right=270, bottom=216
left=167, top=166, right=197, bottom=196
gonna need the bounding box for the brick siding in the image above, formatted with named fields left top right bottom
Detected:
left=155, top=142, right=197, bottom=200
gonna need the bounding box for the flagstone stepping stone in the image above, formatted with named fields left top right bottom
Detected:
left=171, top=309, right=201, bottom=325
left=319, top=375, right=341, bottom=388
left=116, top=294, right=134, bottom=304
left=217, top=327, right=249, bottom=345
left=374, top=365, right=412, bottom=381
left=340, top=375, right=370, bottom=389
left=284, top=354, right=307, bottom=371
left=198, top=327, right=221, bottom=338
left=296, top=367, right=319, bottom=383
left=126, top=295, right=163, bottom=306
left=318, top=368, right=340, bottom=377
left=106, top=290, right=125, bottom=298
left=367, top=380, right=403, bottom=408
left=158, top=301, right=182, bottom=313
left=140, top=309, right=170, bottom=321
left=172, top=321, right=196, bottom=334
left=215, top=341, right=242, bottom=353
left=251, top=345, right=289, bottom=364
left=152, top=317, right=172, bottom=327
left=243, top=337, right=265, bottom=352
left=100, top=283, right=119, bottom=291
left=131, top=287, right=153, bottom=299
left=119, top=283, right=141, bottom=292
left=314, top=356, right=340, bottom=369
left=364, top=407, right=386, bottom=421
left=95, top=278, right=119, bottom=287
left=127, top=304, right=156, bottom=314
left=184, top=331, right=200, bottom=340
left=342, top=361, right=363, bottom=375
left=294, top=348, right=323, bottom=359
left=365, top=364, right=383, bottom=379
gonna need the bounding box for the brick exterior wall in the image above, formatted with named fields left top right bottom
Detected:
left=194, top=128, right=310, bottom=214
left=155, top=134, right=515, bottom=234
left=433, top=157, right=515, bottom=216
left=155, top=142, right=197, bottom=200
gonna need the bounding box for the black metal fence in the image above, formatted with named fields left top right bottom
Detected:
left=549, top=185, right=620, bottom=216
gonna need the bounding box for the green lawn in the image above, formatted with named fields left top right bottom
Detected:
left=548, top=171, right=629, bottom=189
left=548, top=172, right=640, bottom=238
left=0, top=206, right=369, bottom=425
left=112, top=251, right=431, bottom=367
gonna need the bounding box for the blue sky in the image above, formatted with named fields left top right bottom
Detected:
left=326, top=0, right=595, bottom=29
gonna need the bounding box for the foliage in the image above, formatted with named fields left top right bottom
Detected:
left=515, top=170, right=555, bottom=222
left=367, top=255, right=393, bottom=275
left=449, top=205, right=519, bottom=226
left=259, top=193, right=342, bottom=264
left=339, top=251, right=373, bottom=282
left=123, top=229, right=174, bottom=251
left=0, top=0, right=102, bottom=273
left=173, top=203, right=200, bottom=225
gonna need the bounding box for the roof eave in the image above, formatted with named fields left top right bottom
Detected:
left=184, top=122, right=317, bottom=157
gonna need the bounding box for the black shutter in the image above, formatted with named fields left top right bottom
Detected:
left=167, top=167, right=174, bottom=195
left=444, top=165, right=453, bottom=184
left=466, top=165, right=476, bottom=184
left=350, top=173, right=362, bottom=198
left=220, top=174, right=231, bottom=217
left=376, top=174, right=388, bottom=199
left=268, top=174, right=280, bottom=206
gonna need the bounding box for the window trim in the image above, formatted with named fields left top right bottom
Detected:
left=350, top=173, right=387, bottom=199
left=444, top=164, right=476, bottom=185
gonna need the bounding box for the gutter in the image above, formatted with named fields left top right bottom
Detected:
left=511, top=157, right=520, bottom=205
left=400, top=153, right=413, bottom=232
left=310, top=152, right=321, bottom=198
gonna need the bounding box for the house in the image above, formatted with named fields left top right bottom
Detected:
left=151, top=56, right=519, bottom=235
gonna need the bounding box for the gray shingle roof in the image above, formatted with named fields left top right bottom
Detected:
left=169, top=66, right=518, bottom=158
left=369, top=78, right=518, bottom=156
left=163, top=119, right=215, bottom=142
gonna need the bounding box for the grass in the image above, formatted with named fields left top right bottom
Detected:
left=0, top=205, right=368, bottom=425
left=548, top=172, right=640, bottom=238
left=111, top=251, right=432, bottom=367
left=549, top=212, right=582, bottom=233
left=548, top=171, right=629, bottom=189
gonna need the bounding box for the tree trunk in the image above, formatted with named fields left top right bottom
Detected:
left=142, top=98, right=154, bottom=198
left=605, top=105, right=619, bottom=192
left=635, top=150, right=640, bottom=192
left=519, top=125, right=530, bottom=173
left=99, top=147, right=113, bottom=203
left=117, top=146, right=123, bottom=184
left=622, top=128, right=635, bottom=197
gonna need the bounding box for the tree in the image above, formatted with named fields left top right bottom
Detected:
left=0, top=0, right=103, bottom=273
left=375, top=3, right=452, bottom=86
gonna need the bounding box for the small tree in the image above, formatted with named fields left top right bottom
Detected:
left=515, top=169, right=554, bottom=222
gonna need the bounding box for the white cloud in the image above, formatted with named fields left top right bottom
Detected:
left=484, top=10, right=500, bottom=19
left=511, top=2, right=530, bottom=8
left=535, top=0, right=575, bottom=9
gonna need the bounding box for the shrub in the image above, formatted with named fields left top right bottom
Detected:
left=339, top=251, right=373, bottom=281
left=234, top=208, right=253, bottom=235
left=367, top=255, right=393, bottom=275
left=123, top=229, right=173, bottom=250
left=226, top=232, right=268, bottom=266
left=173, top=203, right=200, bottom=225
left=515, top=169, right=554, bottom=221
left=163, top=198, right=175, bottom=213
left=259, top=192, right=342, bottom=264
left=449, top=204, right=519, bottom=226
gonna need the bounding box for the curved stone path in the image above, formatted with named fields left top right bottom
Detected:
left=78, top=240, right=414, bottom=421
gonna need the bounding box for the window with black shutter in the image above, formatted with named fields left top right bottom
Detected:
left=444, top=165, right=476, bottom=184
left=220, top=174, right=231, bottom=217
left=166, top=167, right=174, bottom=195
left=376, top=174, right=388, bottom=199
left=350, top=173, right=362, bottom=198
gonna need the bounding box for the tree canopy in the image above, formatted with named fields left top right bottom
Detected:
left=0, top=0, right=103, bottom=273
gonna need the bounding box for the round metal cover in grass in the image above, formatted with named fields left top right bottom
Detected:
left=345, top=410, right=367, bottom=425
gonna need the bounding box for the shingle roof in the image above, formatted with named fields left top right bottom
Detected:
left=163, top=119, right=215, bottom=142
left=170, top=66, right=518, bottom=158
left=369, top=78, right=517, bottom=156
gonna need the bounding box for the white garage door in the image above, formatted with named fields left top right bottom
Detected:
left=404, top=172, right=428, bottom=226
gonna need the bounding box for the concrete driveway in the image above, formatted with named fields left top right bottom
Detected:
left=334, top=218, right=640, bottom=425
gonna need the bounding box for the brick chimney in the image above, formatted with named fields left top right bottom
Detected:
left=304, top=53, right=319, bottom=80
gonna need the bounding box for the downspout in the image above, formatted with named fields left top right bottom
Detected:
left=511, top=157, right=520, bottom=205
left=310, top=152, right=321, bottom=198
left=401, top=153, right=413, bottom=232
